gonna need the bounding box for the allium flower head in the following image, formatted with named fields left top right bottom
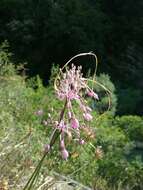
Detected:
left=24, top=53, right=110, bottom=190
left=46, top=53, right=110, bottom=160
left=56, top=64, right=86, bottom=101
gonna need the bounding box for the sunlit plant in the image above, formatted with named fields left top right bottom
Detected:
left=23, top=52, right=111, bottom=190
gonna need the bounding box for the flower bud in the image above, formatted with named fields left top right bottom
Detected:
left=43, top=120, right=48, bottom=126
left=80, top=103, right=86, bottom=112
left=60, top=139, right=65, bottom=150
left=44, top=144, right=50, bottom=153
left=83, top=113, right=93, bottom=121
left=79, top=139, right=85, bottom=145
left=61, top=149, right=69, bottom=160
left=86, top=106, right=92, bottom=112
left=87, top=90, right=99, bottom=100
left=68, top=111, right=72, bottom=119
left=71, top=118, right=79, bottom=129
left=67, top=101, right=72, bottom=108
left=58, top=120, right=65, bottom=129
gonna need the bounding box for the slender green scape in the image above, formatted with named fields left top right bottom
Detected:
left=23, top=100, right=67, bottom=190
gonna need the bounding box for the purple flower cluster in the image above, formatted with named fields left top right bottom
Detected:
left=50, top=64, right=99, bottom=159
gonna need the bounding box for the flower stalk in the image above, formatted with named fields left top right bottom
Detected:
left=23, top=99, right=67, bottom=190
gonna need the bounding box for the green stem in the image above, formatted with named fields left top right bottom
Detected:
left=23, top=99, right=68, bottom=190
left=23, top=153, right=47, bottom=190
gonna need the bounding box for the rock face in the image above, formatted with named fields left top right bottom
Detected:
left=39, top=176, right=74, bottom=190
left=38, top=174, right=92, bottom=190
left=49, top=183, right=74, bottom=190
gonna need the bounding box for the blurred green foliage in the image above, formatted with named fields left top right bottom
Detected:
left=0, top=45, right=143, bottom=189
left=117, top=88, right=142, bottom=115
left=0, top=0, right=143, bottom=115
left=90, top=73, right=117, bottom=115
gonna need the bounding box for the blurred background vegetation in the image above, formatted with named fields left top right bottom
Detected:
left=0, top=0, right=143, bottom=115
left=0, top=38, right=143, bottom=190
left=0, top=0, right=143, bottom=189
